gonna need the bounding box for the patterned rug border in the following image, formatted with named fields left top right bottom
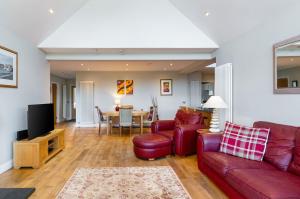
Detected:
left=56, top=166, right=192, bottom=199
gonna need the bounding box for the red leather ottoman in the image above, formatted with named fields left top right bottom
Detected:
left=133, top=134, right=172, bottom=160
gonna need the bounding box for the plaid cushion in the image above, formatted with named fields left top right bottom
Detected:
left=220, top=122, right=270, bottom=161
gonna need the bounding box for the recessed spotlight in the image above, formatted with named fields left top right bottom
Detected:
left=290, top=58, right=294, bottom=62
left=204, top=11, right=211, bottom=17
left=81, top=63, right=84, bottom=66
left=170, top=63, right=173, bottom=66
left=126, top=64, right=129, bottom=66
left=87, top=68, right=90, bottom=71
left=48, top=8, right=54, bottom=14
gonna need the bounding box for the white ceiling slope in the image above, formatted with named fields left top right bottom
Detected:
left=38, top=0, right=218, bottom=51
left=170, top=0, right=300, bottom=45
left=0, top=0, right=89, bottom=44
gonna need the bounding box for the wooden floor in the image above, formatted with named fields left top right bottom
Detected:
left=0, top=122, right=227, bottom=199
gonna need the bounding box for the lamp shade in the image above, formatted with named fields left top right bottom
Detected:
left=203, top=96, right=228, bottom=109
left=114, top=99, right=121, bottom=105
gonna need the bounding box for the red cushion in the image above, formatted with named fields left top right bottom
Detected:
left=253, top=121, right=297, bottom=171
left=202, top=152, right=275, bottom=177
left=157, top=130, right=175, bottom=142
left=174, top=110, right=202, bottom=125
left=220, top=122, right=270, bottom=161
left=132, top=134, right=171, bottom=149
left=289, top=129, right=300, bottom=176
left=226, top=169, right=300, bottom=199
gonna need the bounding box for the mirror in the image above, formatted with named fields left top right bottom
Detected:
left=274, top=35, right=300, bottom=94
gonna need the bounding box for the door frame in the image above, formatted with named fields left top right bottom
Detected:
left=51, top=82, right=59, bottom=124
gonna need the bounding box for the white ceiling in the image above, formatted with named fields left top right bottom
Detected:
left=50, top=60, right=214, bottom=79
left=170, top=0, right=300, bottom=44
left=0, top=0, right=89, bottom=45
left=1, top=0, right=298, bottom=47
left=38, top=0, right=218, bottom=52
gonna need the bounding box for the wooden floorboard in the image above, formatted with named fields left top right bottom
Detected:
left=0, top=122, right=227, bottom=199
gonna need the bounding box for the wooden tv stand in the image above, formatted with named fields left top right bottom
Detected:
left=13, top=129, right=65, bottom=169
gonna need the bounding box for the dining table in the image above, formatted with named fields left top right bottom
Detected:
left=102, top=111, right=148, bottom=135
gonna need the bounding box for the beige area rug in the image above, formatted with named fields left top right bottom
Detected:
left=56, top=166, right=191, bottom=199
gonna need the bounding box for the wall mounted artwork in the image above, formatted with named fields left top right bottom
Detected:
left=125, top=80, right=134, bottom=95
left=117, top=80, right=134, bottom=95
left=117, top=80, right=125, bottom=95
left=0, top=45, right=18, bottom=88
left=160, top=79, right=172, bottom=96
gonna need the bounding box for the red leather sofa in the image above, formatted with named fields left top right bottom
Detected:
left=197, top=121, right=300, bottom=199
left=151, top=109, right=205, bottom=156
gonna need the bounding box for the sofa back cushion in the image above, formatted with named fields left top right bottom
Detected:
left=288, top=129, right=300, bottom=176
left=175, top=110, right=202, bottom=125
left=220, top=122, right=270, bottom=161
left=253, top=121, right=297, bottom=171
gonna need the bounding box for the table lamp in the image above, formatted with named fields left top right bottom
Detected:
left=203, top=96, right=228, bottom=133
left=115, top=99, right=121, bottom=111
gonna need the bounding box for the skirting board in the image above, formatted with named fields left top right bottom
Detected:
left=0, top=160, right=12, bottom=174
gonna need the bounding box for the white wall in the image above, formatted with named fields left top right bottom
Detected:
left=216, top=6, right=300, bottom=126
left=76, top=71, right=189, bottom=124
left=0, top=26, right=50, bottom=173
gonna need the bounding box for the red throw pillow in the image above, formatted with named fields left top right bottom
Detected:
left=220, top=122, right=270, bottom=161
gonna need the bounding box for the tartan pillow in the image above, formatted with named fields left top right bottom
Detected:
left=220, top=122, right=270, bottom=161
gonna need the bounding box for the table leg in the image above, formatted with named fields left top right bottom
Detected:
left=106, top=116, right=110, bottom=135
left=140, top=115, right=143, bottom=134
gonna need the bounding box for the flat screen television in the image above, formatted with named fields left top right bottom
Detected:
left=28, top=103, right=54, bottom=140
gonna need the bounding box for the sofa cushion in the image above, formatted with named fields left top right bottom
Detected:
left=226, top=169, right=300, bottom=199
left=202, top=152, right=275, bottom=177
left=157, top=130, right=175, bottom=142
left=289, top=129, right=300, bottom=176
left=175, top=110, right=201, bottom=125
left=220, top=122, right=270, bottom=161
left=175, top=110, right=185, bottom=125
left=253, top=121, right=297, bottom=171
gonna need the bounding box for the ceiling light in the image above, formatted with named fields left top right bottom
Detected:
left=87, top=68, right=90, bottom=71
left=170, top=63, right=173, bottom=66
left=204, top=11, right=211, bottom=17
left=81, top=63, right=84, bottom=66
left=290, top=58, right=294, bottom=62
left=48, top=8, right=54, bottom=14
left=126, top=64, right=129, bottom=66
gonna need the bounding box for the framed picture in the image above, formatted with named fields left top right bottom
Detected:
left=125, top=80, right=134, bottom=95
left=117, top=80, right=125, bottom=95
left=160, top=79, right=172, bottom=96
left=0, top=45, right=18, bottom=88
left=292, top=80, right=298, bottom=88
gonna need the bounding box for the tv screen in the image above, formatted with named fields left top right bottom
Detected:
left=28, top=103, right=54, bottom=140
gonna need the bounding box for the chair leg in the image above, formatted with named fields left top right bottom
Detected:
left=98, top=123, right=101, bottom=136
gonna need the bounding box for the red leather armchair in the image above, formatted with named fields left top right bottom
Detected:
left=151, top=110, right=204, bottom=156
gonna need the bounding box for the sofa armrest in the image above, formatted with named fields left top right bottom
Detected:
left=174, top=124, right=202, bottom=156
left=197, top=133, right=222, bottom=154
left=151, top=120, right=175, bottom=134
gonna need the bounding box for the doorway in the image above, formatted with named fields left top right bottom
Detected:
left=71, top=86, right=76, bottom=120
left=51, top=83, right=58, bottom=124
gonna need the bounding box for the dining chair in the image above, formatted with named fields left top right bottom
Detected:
left=95, top=106, right=107, bottom=135
left=119, top=107, right=133, bottom=136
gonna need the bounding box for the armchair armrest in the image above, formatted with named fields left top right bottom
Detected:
left=151, top=120, right=175, bottom=134
left=197, top=133, right=222, bottom=154
left=174, top=124, right=202, bottom=156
